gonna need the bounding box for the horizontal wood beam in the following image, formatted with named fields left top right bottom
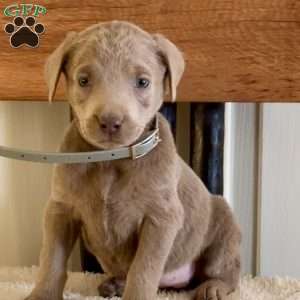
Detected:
left=0, top=1, right=300, bottom=102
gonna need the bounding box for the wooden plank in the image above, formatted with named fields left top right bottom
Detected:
left=0, top=1, right=300, bottom=102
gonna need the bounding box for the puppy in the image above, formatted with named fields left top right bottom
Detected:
left=25, top=21, right=241, bottom=300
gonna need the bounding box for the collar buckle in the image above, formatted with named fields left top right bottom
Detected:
left=130, top=128, right=161, bottom=160
left=130, top=144, right=144, bottom=160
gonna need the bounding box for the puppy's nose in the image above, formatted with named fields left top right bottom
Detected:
left=98, top=113, right=123, bottom=134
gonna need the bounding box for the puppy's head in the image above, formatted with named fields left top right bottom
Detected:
left=45, top=21, right=185, bottom=149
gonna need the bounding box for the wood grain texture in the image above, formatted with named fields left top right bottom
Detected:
left=1, top=0, right=300, bottom=102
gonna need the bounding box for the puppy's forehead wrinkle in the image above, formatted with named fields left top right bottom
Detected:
left=70, top=22, right=158, bottom=73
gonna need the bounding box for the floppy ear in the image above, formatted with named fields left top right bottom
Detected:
left=153, top=34, right=185, bottom=102
left=45, top=32, right=77, bottom=102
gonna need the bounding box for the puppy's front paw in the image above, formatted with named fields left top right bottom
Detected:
left=98, top=276, right=125, bottom=297
left=195, top=280, right=229, bottom=300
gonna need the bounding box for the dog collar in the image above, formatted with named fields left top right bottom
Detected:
left=0, top=116, right=161, bottom=164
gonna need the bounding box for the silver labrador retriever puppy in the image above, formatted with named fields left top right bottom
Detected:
left=25, top=21, right=241, bottom=300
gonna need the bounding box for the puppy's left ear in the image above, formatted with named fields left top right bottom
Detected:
left=153, top=34, right=185, bottom=102
left=45, top=31, right=77, bottom=102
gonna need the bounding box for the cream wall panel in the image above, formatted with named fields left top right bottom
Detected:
left=259, top=104, right=300, bottom=277
left=0, top=101, right=69, bottom=268
left=224, top=103, right=259, bottom=275
left=224, top=103, right=300, bottom=277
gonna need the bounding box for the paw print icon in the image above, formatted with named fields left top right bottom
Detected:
left=4, top=16, right=45, bottom=48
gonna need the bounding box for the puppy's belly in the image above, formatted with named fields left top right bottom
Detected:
left=159, top=262, right=196, bottom=289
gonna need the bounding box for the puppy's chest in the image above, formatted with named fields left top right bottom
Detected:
left=79, top=168, right=143, bottom=248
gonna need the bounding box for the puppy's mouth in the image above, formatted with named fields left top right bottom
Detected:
left=93, top=139, right=127, bottom=150
left=89, top=134, right=144, bottom=150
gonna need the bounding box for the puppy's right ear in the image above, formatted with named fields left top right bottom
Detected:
left=45, top=32, right=77, bottom=102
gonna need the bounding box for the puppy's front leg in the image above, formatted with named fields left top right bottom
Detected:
left=123, top=212, right=182, bottom=300
left=25, top=200, right=79, bottom=300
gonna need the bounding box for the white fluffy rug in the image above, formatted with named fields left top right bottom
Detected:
left=1, top=267, right=300, bottom=300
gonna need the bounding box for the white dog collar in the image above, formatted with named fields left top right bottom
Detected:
left=0, top=116, right=161, bottom=164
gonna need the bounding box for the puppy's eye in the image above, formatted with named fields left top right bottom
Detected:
left=136, top=78, right=150, bottom=89
left=78, top=76, right=89, bottom=87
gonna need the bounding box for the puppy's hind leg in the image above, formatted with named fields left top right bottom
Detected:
left=194, top=196, right=241, bottom=300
